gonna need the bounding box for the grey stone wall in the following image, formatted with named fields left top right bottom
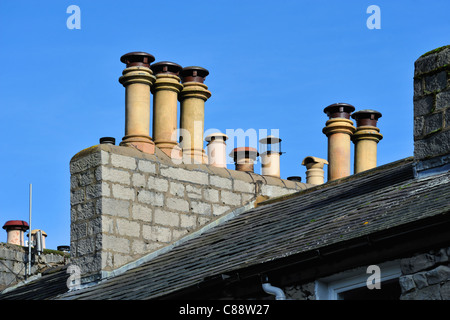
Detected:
left=70, top=144, right=307, bottom=283
left=414, top=45, right=450, bottom=170
left=399, top=246, right=450, bottom=300
left=0, top=243, right=68, bottom=291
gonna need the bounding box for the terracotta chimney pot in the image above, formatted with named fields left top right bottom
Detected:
left=301, top=156, right=328, bottom=185
left=3, top=220, right=29, bottom=246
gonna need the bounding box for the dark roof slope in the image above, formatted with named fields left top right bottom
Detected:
left=0, top=266, right=69, bottom=300
left=52, top=157, right=450, bottom=300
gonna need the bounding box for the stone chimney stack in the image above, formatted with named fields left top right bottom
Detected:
left=3, top=220, right=29, bottom=246
left=322, top=103, right=356, bottom=181
left=259, top=136, right=282, bottom=178
left=179, top=66, right=211, bottom=164
left=351, top=109, right=383, bottom=174
left=118, top=52, right=156, bottom=154
left=205, top=132, right=229, bottom=168
left=230, top=147, right=259, bottom=173
left=413, top=45, right=450, bottom=176
left=301, top=156, right=328, bottom=185
left=150, top=61, right=183, bottom=159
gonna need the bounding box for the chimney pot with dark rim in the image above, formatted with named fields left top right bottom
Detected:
left=99, top=137, right=116, bottom=145
left=118, top=51, right=157, bottom=154
left=230, top=147, right=259, bottom=173
left=150, top=61, right=184, bottom=159
left=259, top=136, right=282, bottom=178
left=178, top=66, right=212, bottom=164
left=322, top=103, right=356, bottom=181
left=351, top=109, right=383, bottom=174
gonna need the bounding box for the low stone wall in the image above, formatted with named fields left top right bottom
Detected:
left=0, top=243, right=68, bottom=291
left=399, top=246, right=450, bottom=300
left=70, top=144, right=308, bottom=282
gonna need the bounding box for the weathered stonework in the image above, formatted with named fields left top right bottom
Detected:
left=414, top=45, right=450, bottom=171
left=399, top=246, right=450, bottom=300
left=70, top=144, right=307, bottom=283
left=0, top=243, right=69, bottom=291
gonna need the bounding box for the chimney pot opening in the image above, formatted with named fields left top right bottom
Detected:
left=99, top=137, right=116, bottom=145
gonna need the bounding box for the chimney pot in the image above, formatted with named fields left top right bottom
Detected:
left=287, top=176, right=302, bottom=182
left=99, top=137, right=116, bottom=145
left=205, top=132, right=229, bottom=168
left=3, top=220, right=29, bottom=246
left=230, top=147, right=258, bottom=173
left=180, top=66, right=209, bottom=83
left=120, top=52, right=155, bottom=68
left=301, top=156, right=328, bottom=185
left=351, top=109, right=383, bottom=173
left=259, top=136, right=282, bottom=178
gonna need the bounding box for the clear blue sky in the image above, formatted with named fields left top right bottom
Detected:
left=0, top=0, right=449, bottom=249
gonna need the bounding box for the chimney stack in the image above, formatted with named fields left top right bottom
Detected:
left=301, top=156, right=328, bottom=185
left=230, top=147, right=259, bottom=173
left=118, top=52, right=156, bottom=154
left=322, top=103, right=356, bottom=181
left=150, top=61, right=183, bottom=159
left=205, top=132, right=229, bottom=168
left=3, top=220, right=29, bottom=246
left=179, top=66, right=211, bottom=164
left=259, top=136, right=282, bottom=178
left=351, top=109, right=383, bottom=174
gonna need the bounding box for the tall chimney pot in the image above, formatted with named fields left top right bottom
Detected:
left=351, top=109, right=383, bottom=174
left=205, top=132, right=229, bottom=168
left=179, top=66, right=212, bottom=164
left=150, top=61, right=183, bottom=159
left=322, top=103, right=356, bottom=181
left=230, top=147, right=259, bottom=173
left=3, top=220, right=29, bottom=246
left=118, top=51, right=156, bottom=154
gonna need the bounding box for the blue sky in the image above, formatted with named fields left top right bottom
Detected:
left=0, top=0, right=449, bottom=249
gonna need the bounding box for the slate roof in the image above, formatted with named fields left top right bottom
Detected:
left=2, top=156, right=449, bottom=300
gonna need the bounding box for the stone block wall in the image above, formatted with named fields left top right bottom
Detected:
left=399, top=246, right=450, bottom=300
left=70, top=144, right=307, bottom=283
left=414, top=45, right=450, bottom=173
left=0, top=243, right=68, bottom=291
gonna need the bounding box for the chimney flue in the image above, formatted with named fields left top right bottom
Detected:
left=179, top=66, right=211, bottom=164
left=322, top=103, right=356, bottom=181
left=230, top=147, right=259, bottom=173
left=259, top=136, right=282, bottom=178
left=3, top=220, right=29, bottom=246
left=118, top=52, right=156, bottom=154
left=302, top=156, right=328, bottom=185
left=205, top=133, right=229, bottom=168
left=150, top=61, right=183, bottom=159
left=351, top=109, right=383, bottom=174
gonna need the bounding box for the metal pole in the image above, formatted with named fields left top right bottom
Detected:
left=28, top=184, right=32, bottom=276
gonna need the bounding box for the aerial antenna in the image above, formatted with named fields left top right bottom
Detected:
left=27, top=183, right=32, bottom=276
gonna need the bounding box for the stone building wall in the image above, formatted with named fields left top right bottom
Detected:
left=399, top=246, right=450, bottom=300
left=70, top=143, right=307, bottom=283
left=0, top=243, right=68, bottom=291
